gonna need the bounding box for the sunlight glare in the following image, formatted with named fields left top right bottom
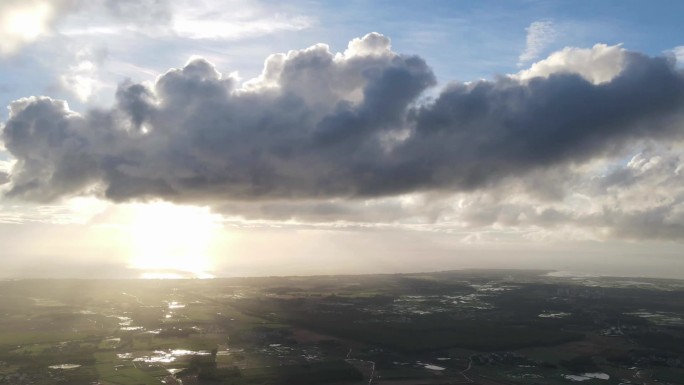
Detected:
left=3, top=3, right=52, bottom=41
left=127, top=202, right=222, bottom=278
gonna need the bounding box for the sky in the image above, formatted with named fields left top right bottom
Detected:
left=1, top=0, right=684, bottom=279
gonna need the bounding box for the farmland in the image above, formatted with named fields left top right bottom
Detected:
left=0, top=270, right=683, bottom=384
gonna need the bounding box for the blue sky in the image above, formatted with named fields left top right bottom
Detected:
left=0, top=1, right=684, bottom=278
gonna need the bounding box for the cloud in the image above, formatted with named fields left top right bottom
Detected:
left=514, top=44, right=626, bottom=84
left=61, top=0, right=314, bottom=40
left=59, top=47, right=108, bottom=102
left=171, top=12, right=312, bottom=40
left=0, top=0, right=313, bottom=56
left=518, top=20, right=556, bottom=66
left=214, top=145, right=684, bottom=241
left=672, top=46, right=684, bottom=67
left=2, top=33, right=684, bottom=240
left=429, top=145, right=684, bottom=241
left=102, top=0, right=172, bottom=25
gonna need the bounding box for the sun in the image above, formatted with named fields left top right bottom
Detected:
left=3, top=3, right=52, bottom=40
left=126, top=202, right=222, bottom=278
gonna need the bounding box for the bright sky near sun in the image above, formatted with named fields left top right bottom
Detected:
left=0, top=0, right=683, bottom=279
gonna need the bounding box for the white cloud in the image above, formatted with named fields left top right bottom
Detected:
left=59, top=0, right=314, bottom=41
left=518, top=20, right=556, bottom=66
left=514, top=43, right=626, bottom=84
left=60, top=48, right=107, bottom=102
left=168, top=0, right=314, bottom=40
left=671, top=46, right=684, bottom=67
left=0, top=0, right=316, bottom=57
left=172, top=14, right=312, bottom=40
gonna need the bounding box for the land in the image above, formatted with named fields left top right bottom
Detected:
left=0, top=269, right=683, bottom=384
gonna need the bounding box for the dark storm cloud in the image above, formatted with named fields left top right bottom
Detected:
left=391, top=53, right=684, bottom=194
left=2, top=34, right=684, bottom=207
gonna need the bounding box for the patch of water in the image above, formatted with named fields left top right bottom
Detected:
left=133, top=349, right=212, bottom=364
left=120, top=326, right=144, bottom=331
left=48, top=364, right=81, bottom=370
left=625, top=310, right=684, bottom=326
left=538, top=312, right=571, bottom=318
left=167, top=301, right=186, bottom=309
left=562, top=372, right=610, bottom=381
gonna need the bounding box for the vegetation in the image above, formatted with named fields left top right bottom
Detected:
left=0, top=270, right=683, bottom=384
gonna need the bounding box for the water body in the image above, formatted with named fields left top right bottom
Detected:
left=48, top=364, right=81, bottom=370
left=168, top=301, right=186, bottom=309
left=423, top=364, right=446, bottom=371
left=562, top=372, right=610, bottom=381
left=133, top=349, right=212, bottom=364
left=625, top=311, right=684, bottom=326
left=538, top=312, right=571, bottom=318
